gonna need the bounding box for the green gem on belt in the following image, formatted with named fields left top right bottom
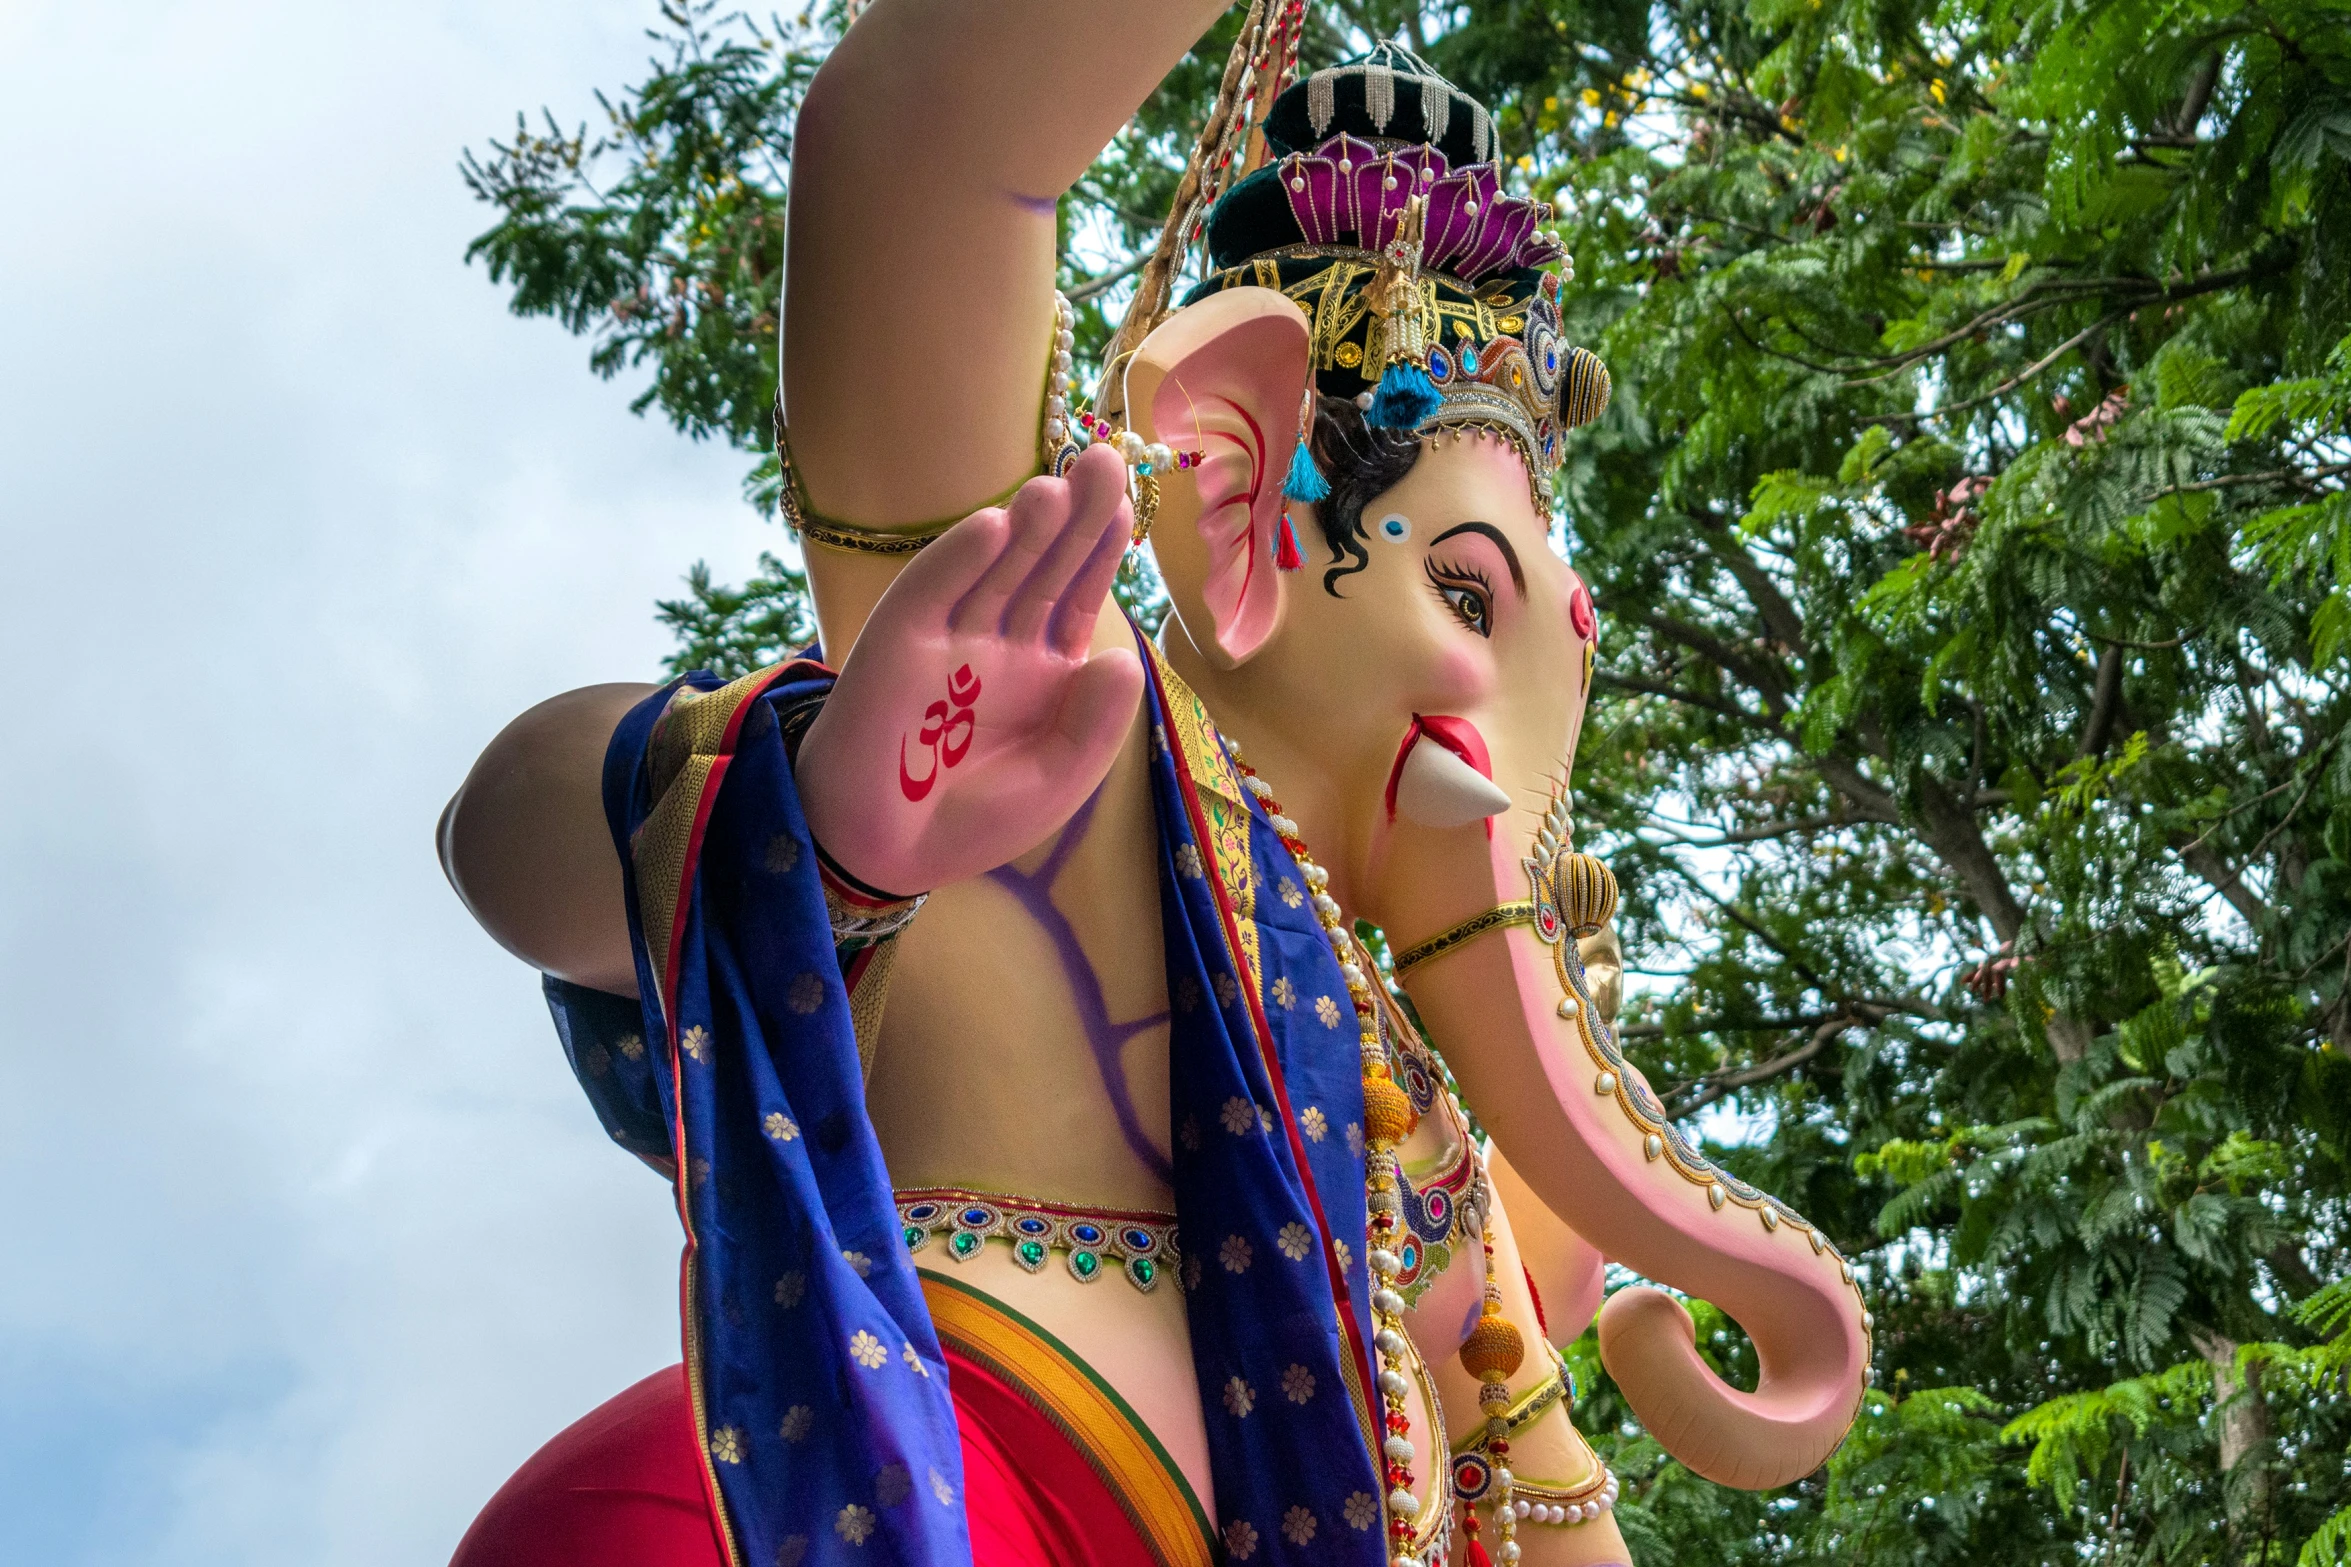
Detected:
left=893, top=1188, right=1182, bottom=1294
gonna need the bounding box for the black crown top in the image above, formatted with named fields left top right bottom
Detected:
left=1262, top=41, right=1499, bottom=168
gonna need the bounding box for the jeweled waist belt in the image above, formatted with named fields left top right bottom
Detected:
left=896, top=1186, right=1182, bottom=1294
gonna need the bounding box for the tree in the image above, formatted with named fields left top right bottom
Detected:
left=464, top=1, right=2351, bottom=1560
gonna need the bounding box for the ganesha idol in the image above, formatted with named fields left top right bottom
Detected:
left=435, top=6, right=1870, bottom=1566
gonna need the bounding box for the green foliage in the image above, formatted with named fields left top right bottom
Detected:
left=657, top=550, right=817, bottom=677
left=2003, top=1359, right=2215, bottom=1511
left=470, top=1, right=2351, bottom=1560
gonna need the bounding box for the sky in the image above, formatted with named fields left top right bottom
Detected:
left=0, top=3, right=782, bottom=1561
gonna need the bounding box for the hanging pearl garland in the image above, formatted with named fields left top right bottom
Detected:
left=1225, top=739, right=1435, bottom=1567
left=1041, top=290, right=1203, bottom=479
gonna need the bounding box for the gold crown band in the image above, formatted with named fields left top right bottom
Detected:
left=1393, top=901, right=1536, bottom=975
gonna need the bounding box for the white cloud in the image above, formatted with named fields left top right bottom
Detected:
left=0, top=3, right=775, bottom=1562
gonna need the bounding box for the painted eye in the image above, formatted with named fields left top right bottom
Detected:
left=1377, top=513, right=1412, bottom=543
left=1427, top=563, right=1495, bottom=639
left=1437, top=582, right=1490, bottom=637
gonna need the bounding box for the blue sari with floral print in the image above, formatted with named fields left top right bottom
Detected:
left=548, top=629, right=1388, bottom=1567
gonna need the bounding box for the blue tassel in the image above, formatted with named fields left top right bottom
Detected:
left=1283, top=436, right=1331, bottom=503
left=1365, top=360, right=1440, bottom=430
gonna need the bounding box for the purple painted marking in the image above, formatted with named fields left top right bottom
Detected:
left=985, top=787, right=1173, bottom=1180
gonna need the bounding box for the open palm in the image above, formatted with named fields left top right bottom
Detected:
left=797, top=443, right=1146, bottom=896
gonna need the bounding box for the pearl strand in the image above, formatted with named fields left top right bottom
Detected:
left=1040, top=292, right=1077, bottom=461
left=1227, top=741, right=1431, bottom=1567
left=1040, top=290, right=1204, bottom=479
left=1509, top=1471, right=1622, bottom=1529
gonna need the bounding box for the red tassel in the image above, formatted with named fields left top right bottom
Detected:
left=1465, top=1539, right=1494, bottom=1567
left=1277, top=513, right=1304, bottom=570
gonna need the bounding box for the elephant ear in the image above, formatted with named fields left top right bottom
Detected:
left=1123, top=287, right=1311, bottom=665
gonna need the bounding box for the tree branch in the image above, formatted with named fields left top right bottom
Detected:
left=2079, top=642, right=2126, bottom=759
left=1871, top=309, right=2131, bottom=423
left=1063, top=248, right=1153, bottom=302
left=2172, top=50, right=2223, bottom=138
left=1691, top=513, right=1812, bottom=658
left=1668, top=1016, right=1857, bottom=1119
left=1650, top=813, right=1847, bottom=847
left=1592, top=670, right=1784, bottom=732
left=1618, top=1011, right=1850, bottom=1039
left=2173, top=836, right=2266, bottom=928
left=1813, top=754, right=1904, bottom=824
left=1637, top=611, right=1793, bottom=712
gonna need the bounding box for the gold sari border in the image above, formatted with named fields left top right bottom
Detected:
left=918, top=1270, right=1215, bottom=1567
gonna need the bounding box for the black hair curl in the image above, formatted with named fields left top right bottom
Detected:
left=1304, top=394, right=1423, bottom=597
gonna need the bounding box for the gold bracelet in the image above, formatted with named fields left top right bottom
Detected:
left=778, top=292, right=1077, bottom=556
left=1451, top=1345, right=1573, bottom=1456
left=1393, top=901, right=1536, bottom=975
left=781, top=456, right=1031, bottom=556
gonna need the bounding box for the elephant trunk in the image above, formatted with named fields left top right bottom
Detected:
left=1396, top=854, right=1869, bottom=1488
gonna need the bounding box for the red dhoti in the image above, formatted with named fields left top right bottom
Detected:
left=450, top=1276, right=1212, bottom=1567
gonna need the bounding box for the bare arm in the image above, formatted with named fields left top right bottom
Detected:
left=783, top=0, right=1232, bottom=646
left=438, top=683, right=655, bottom=997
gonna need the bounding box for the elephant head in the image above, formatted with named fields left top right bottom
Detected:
left=1124, top=284, right=1870, bottom=1490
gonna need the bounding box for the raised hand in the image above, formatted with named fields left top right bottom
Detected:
left=796, top=443, right=1146, bottom=897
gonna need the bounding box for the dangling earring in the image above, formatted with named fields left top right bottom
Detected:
left=1278, top=387, right=1327, bottom=572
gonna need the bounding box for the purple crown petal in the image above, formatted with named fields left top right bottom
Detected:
left=1349, top=154, right=1404, bottom=251
left=1460, top=197, right=1537, bottom=279
left=1284, top=150, right=1348, bottom=244
left=1423, top=165, right=1499, bottom=273
left=1280, top=134, right=1558, bottom=281
left=1419, top=169, right=1478, bottom=268
left=1516, top=230, right=1567, bottom=269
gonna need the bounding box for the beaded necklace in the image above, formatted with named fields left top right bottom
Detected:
left=1225, top=740, right=1452, bottom=1567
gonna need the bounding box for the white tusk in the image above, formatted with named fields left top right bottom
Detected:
left=1394, top=737, right=1513, bottom=829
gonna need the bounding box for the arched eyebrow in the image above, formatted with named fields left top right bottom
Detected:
left=1428, top=522, right=1525, bottom=596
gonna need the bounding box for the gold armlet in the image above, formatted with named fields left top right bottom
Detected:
left=1393, top=901, right=1536, bottom=975
left=1450, top=1347, right=1572, bottom=1457
left=776, top=294, right=1077, bottom=556
left=1393, top=797, right=1623, bottom=978
left=1451, top=1347, right=1622, bottom=1527
left=781, top=443, right=1032, bottom=557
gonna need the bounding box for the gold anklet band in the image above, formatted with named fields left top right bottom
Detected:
left=1393, top=901, right=1536, bottom=975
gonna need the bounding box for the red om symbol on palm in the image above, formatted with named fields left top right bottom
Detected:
left=898, top=663, right=981, bottom=802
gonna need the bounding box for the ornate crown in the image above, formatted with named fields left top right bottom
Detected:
left=1179, top=45, right=1610, bottom=520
